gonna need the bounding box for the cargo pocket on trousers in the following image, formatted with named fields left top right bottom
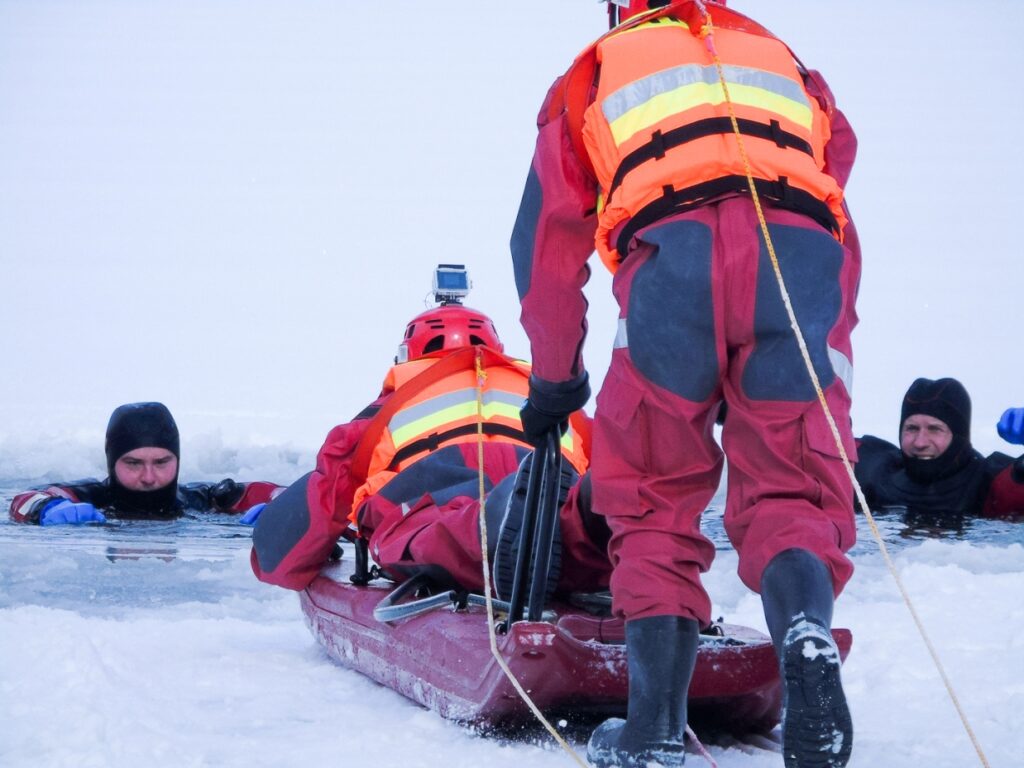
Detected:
left=800, top=402, right=858, bottom=507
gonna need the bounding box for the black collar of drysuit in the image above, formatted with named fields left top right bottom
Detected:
left=902, top=435, right=975, bottom=484
left=105, top=477, right=183, bottom=519
left=889, top=446, right=988, bottom=515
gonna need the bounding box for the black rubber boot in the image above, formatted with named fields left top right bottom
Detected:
left=587, top=616, right=699, bottom=768
left=761, top=549, right=853, bottom=768
left=492, top=453, right=575, bottom=602
left=482, top=473, right=516, bottom=561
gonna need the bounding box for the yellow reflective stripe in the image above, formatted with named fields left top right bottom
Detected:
left=560, top=430, right=575, bottom=452
left=607, top=71, right=813, bottom=147
left=390, top=387, right=522, bottom=437
left=610, top=83, right=812, bottom=146
left=391, top=399, right=523, bottom=448
left=604, top=64, right=810, bottom=124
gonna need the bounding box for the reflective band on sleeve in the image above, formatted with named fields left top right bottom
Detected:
left=23, top=493, right=54, bottom=515
left=828, top=346, right=853, bottom=395
left=614, top=317, right=629, bottom=349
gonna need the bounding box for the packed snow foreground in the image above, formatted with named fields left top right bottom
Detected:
left=2, top=462, right=1022, bottom=768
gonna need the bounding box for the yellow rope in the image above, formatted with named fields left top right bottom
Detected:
left=696, top=7, right=990, bottom=766
left=473, top=350, right=589, bottom=767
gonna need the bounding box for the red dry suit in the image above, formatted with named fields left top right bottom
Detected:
left=250, top=347, right=609, bottom=595
left=511, top=2, right=860, bottom=626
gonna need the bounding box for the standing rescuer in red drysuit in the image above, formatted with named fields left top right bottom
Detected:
left=510, top=2, right=860, bottom=766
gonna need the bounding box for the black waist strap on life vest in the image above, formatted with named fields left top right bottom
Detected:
left=388, top=422, right=528, bottom=470
left=606, top=117, right=814, bottom=202
left=614, top=174, right=839, bottom=260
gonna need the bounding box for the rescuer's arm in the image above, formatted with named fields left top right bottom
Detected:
left=510, top=82, right=599, bottom=387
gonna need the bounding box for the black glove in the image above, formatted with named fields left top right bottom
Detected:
left=520, top=372, right=591, bottom=447
left=1013, top=455, right=1024, bottom=484
left=210, top=478, right=245, bottom=510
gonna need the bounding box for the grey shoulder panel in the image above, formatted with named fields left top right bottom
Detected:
left=252, top=472, right=313, bottom=574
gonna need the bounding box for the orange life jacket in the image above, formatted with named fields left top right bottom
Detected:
left=349, top=346, right=590, bottom=525
left=550, top=1, right=847, bottom=272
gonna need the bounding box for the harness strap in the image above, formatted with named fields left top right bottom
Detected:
left=614, top=174, right=839, bottom=261
left=606, top=117, right=814, bottom=202
left=388, top=422, right=527, bottom=470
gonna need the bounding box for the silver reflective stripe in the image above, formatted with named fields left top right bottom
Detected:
left=387, top=387, right=524, bottom=433
left=602, top=63, right=809, bottom=124
left=24, top=493, right=53, bottom=516
left=828, top=346, right=853, bottom=394
left=614, top=317, right=629, bottom=349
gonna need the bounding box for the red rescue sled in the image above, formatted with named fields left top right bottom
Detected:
left=299, top=432, right=853, bottom=734
left=300, top=560, right=851, bottom=734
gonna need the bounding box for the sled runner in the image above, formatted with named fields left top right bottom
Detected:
left=298, top=432, right=852, bottom=733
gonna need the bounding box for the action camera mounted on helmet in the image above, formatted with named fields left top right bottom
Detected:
left=395, top=264, right=503, bottom=364
left=433, top=264, right=471, bottom=305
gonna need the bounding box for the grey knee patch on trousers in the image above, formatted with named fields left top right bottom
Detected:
left=743, top=224, right=843, bottom=402
left=627, top=221, right=718, bottom=401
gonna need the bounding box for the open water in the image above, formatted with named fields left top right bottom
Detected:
left=4, top=481, right=1022, bottom=609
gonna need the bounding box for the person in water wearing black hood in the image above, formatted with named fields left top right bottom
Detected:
left=8, top=402, right=284, bottom=525
left=855, top=378, right=1024, bottom=518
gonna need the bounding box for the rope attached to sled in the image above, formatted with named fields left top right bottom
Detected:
left=695, top=4, right=991, bottom=766
left=473, top=350, right=590, bottom=768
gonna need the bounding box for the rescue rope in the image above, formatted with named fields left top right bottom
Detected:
left=694, top=4, right=990, bottom=766
left=473, top=350, right=590, bottom=768
left=686, top=726, right=719, bottom=768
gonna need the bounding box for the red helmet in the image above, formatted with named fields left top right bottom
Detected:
left=396, top=305, right=503, bottom=363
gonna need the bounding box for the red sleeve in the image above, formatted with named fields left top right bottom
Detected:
left=230, top=481, right=285, bottom=511
left=250, top=412, right=377, bottom=590
left=307, top=418, right=374, bottom=536
left=510, top=80, right=600, bottom=384
left=8, top=486, right=80, bottom=524
left=981, top=462, right=1024, bottom=518
left=802, top=68, right=857, bottom=190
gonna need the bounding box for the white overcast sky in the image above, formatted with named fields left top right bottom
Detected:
left=2, top=0, right=1022, bottom=455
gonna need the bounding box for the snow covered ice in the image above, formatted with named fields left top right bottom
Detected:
left=2, top=1, right=1024, bottom=766
left=3, top=452, right=1023, bottom=767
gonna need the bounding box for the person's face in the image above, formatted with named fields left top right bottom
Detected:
left=900, top=414, right=953, bottom=459
left=114, top=447, right=178, bottom=491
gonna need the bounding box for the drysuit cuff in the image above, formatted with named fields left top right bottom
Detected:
left=528, top=372, right=591, bottom=416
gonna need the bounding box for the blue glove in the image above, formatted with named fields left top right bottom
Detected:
left=239, top=503, right=266, bottom=526
left=520, top=372, right=591, bottom=447
left=997, top=408, right=1024, bottom=445
left=39, top=499, right=107, bottom=526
